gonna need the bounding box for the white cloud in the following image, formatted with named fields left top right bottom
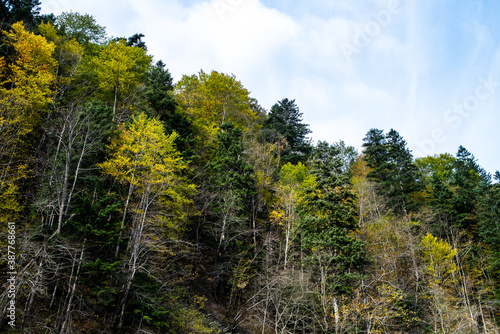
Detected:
left=40, top=0, right=500, bottom=173
left=123, top=0, right=299, bottom=80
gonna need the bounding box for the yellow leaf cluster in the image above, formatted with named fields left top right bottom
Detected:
left=175, top=70, right=259, bottom=144
left=38, top=22, right=84, bottom=89
left=87, top=39, right=151, bottom=117
left=98, top=113, right=195, bottom=224
left=420, top=233, right=458, bottom=285
left=0, top=22, right=58, bottom=221
left=1, top=22, right=57, bottom=110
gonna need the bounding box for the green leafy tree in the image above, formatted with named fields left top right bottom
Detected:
left=420, top=233, right=458, bottom=285
left=420, top=233, right=461, bottom=333
left=55, top=11, right=106, bottom=45
left=415, top=153, right=455, bottom=185
left=270, top=162, right=315, bottom=269
left=38, top=21, right=84, bottom=86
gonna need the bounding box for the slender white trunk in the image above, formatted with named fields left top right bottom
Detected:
left=115, top=181, right=134, bottom=258
left=66, top=129, right=89, bottom=214
left=118, top=195, right=149, bottom=328
left=56, top=126, right=73, bottom=234
left=59, top=242, right=85, bottom=334
left=113, top=85, right=118, bottom=119
left=333, top=297, right=339, bottom=334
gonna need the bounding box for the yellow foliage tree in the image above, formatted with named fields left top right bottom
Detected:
left=0, top=21, right=57, bottom=223
left=420, top=233, right=458, bottom=285
left=1, top=22, right=57, bottom=108
left=420, top=233, right=462, bottom=333
left=89, top=39, right=151, bottom=119
left=98, top=113, right=195, bottom=328
left=270, top=162, right=315, bottom=269
left=175, top=70, right=261, bottom=145
left=38, top=21, right=84, bottom=91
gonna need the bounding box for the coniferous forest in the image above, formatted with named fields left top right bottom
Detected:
left=1, top=2, right=500, bottom=333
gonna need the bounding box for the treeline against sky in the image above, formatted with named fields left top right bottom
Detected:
left=1, top=2, right=500, bottom=333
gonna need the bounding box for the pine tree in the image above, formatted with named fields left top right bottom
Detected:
left=145, top=60, right=176, bottom=114
left=145, top=60, right=195, bottom=158
left=299, top=141, right=366, bottom=332
left=265, top=98, right=312, bottom=164
left=451, top=146, right=486, bottom=232
left=362, top=128, right=421, bottom=215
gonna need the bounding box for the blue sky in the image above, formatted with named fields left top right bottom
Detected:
left=41, top=0, right=500, bottom=175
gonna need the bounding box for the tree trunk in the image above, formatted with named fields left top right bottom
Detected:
left=65, top=129, right=89, bottom=214
left=115, top=181, right=134, bottom=258
left=59, top=242, right=85, bottom=334
left=117, top=196, right=149, bottom=328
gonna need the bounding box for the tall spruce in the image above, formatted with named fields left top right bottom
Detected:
left=362, top=128, right=421, bottom=215
left=450, top=146, right=487, bottom=232
left=265, top=98, right=312, bottom=164
left=299, top=141, right=366, bottom=332
left=144, top=60, right=195, bottom=158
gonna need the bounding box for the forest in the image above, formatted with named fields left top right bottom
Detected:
left=1, top=1, right=500, bottom=333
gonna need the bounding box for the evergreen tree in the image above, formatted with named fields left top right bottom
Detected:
left=385, top=129, right=422, bottom=214
left=478, top=171, right=500, bottom=299
left=145, top=60, right=176, bottom=114
left=298, top=141, right=366, bottom=332
left=428, top=172, right=454, bottom=237
left=205, top=123, right=255, bottom=252
left=204, top=123, right=256, bottom=305
left=265, top=98, right=312, bottom=164
left=0, top=0, right=41, bottom=30
left=126, top=33, right=146, bottom=50
left=361, top=128, right=386, bottom=178
left=362, top=128, right=421, bottom=215
left=144, top=60, right=196, bottom=158
left=451, top=146, right=486, bottom=231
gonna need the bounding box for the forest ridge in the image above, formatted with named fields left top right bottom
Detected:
left=1, top=2, right=500, bottom=333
